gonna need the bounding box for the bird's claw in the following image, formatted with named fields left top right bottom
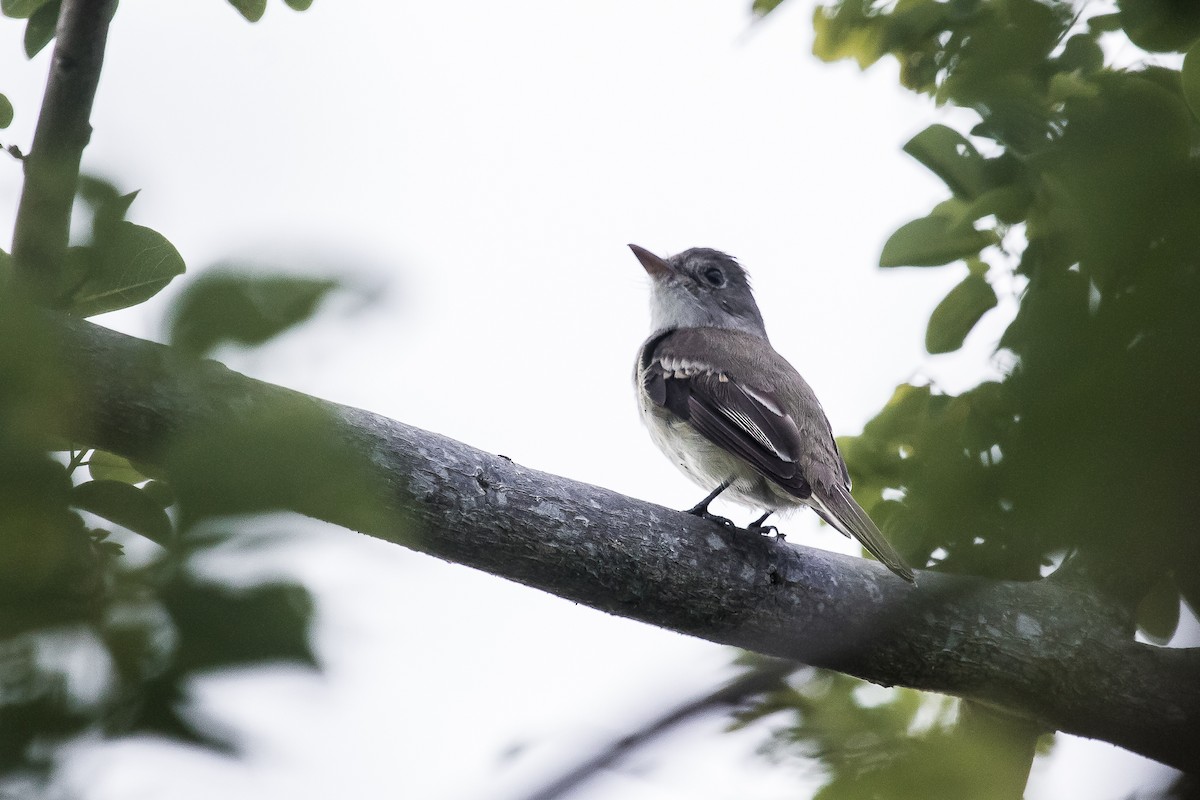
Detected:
left=748, top=522, right=782, bottom=538
left=693, top=510, right=735, bottom=529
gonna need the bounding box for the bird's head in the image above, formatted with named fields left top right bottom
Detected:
left=629, top=244, right=767, bottom=338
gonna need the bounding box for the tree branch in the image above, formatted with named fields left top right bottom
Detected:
left=515, top=659, right=796, bottom=800
left=10, top=0, right=117, bottom=304
left=37, top=312, right=1200, bottom=774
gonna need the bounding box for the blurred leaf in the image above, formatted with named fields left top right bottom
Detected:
left=903, top=124, right=989, bottom=200
left=23, top=0, right=58, bottom=58
left=1057, top=34, right=1104, bottom=74
left=0, top=93, right=12, bottom=128
left=141, top=480, right=175, bottom=508
left=812, top=3, right=884, bottom=69
left=283, top=0, right=313, bottom=9
left=752, top=0, right=786, bottom=17
left=880, top=215, right=997, bottom=268
left=166, top=581, right=316, bottom=670
left=1118, top=0, right=1200, bottom=52
left=958, top=185, right=1031, bottom=227
left=118, top=678, right=231, bottom=749
left=1047, top=71, right=1101, bottom=104
left=166, top=394, right=391, bottom=536
left=926, top=274, right=998, bottom=354
left=65, top=222, right=185, bottom=317
left=227, top=0, right=266, bottom=22
left=72, top=480, right=172, bottom=546
left=87, top=450, right=147, bottom=484
left=1087, top=12, right=1123, bottom=32
left=739, top=669, right=1051, bottom=800
left=94, top=190, right=140, bottom=235
left=167, top=272, right=338, bottom=357
left=0, top=0, right=48, bottom=19
left=1184, top=40, right=1200, bottom=120
left=1136, top=573, right=1181, bottom=645
left=76, top=174, right=123, bottom=212
left=71, top=177, right=145, bottom=280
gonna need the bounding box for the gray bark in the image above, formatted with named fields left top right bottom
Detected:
left=49, top=312, right=1200, bottom=774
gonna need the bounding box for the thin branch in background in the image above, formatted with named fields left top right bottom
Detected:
left=9, top=0, right=117, bottom=305
left=515, top=659, right=798, bottom=800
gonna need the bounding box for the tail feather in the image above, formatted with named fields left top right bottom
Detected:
left=813, top=485, right=916, bottom=584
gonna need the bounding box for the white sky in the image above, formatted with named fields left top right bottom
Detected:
left=0, top=1, right=1183, bottom=798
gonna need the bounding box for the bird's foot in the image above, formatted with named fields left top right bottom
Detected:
left=749, top=522, right=783, bottom=539
left=684, top=480, right=735, bottom=528
left=747, top=512, right=784, bottom=538
left=687, top=507, right=737, bottom=529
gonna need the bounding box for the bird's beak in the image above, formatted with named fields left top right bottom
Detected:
left=628, top=244, right=672, bottom=280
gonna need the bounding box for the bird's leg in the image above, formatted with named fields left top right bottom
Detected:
left=685, top=479, right=735, bottom=528
left=748, top=511, right=782, bottom=538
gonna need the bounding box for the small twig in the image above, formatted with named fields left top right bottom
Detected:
left=66, top=447, right=90, bottom=474
left=514, top=659, right=796, bottom=800
left=9, top=0, right=117, bottom=305
left=2, top=142, right=25, bottom=160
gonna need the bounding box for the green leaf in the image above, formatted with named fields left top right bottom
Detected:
left=752, top=0, right=785, bottom=17
left=880, top=215, right=998, bottom=268
left=1136, top=573, right=1180, bottom=645
left=66, top=222, right=186, bottom=317
left=77, top=173, right=123, bottom=210
left=925, top=274, right=998, bottom=354
left=960, top=185, right=1032, bottom=226
left=76, top=176, right=140, bottom=231
left=141, top=480, right=175, bottom=508
left=94, top=190, right=140, bottom=239
left=0, top=93, right=12, bottom=128
left=283, top=0, right=312, bottom=9
left=1118, top=0, right=1200, bottom=52
left=227, top=0, right=266, bottom=22
left=166, top=581, right=317, bottom=669
left=1057, top=34, right=1104, bottom=74
left=812, top=4, right=885, bottom=69
left=87, top=450, right=147, bottom=484
left=1183, top=39, right=1200, bottom=121
left=23, top=0, right=59, bottom=58
left=72, top=479, right=173, bottom=546
left=1087, top=12, right=1122, bottom=32
left=903, top=125, right=989, bottom=200
left=167, top=272, right=339, bottom=357
left=1, top=0, right=48, bottom=19
left=1047, top=71, right=1101, bottom=104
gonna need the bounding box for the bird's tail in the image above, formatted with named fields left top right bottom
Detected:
left=812, top=484, right=916, bottom=584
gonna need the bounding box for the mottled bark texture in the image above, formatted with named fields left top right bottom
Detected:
left=47, top=313, right=1200, bottom=774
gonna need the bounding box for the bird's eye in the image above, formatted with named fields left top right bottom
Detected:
left=702, top=267, right=725, bottom=287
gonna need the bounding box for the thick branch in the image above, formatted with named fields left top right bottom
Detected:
left=40, top=313, right=1200, bottom=773
left=10, top=0, right=116, bottom=304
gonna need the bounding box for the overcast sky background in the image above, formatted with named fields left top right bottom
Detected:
left=0, top=1, right=1187, bottom=798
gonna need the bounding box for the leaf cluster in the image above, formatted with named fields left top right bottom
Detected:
left=732, top=662, right=1051, bottom=800
left=742, top=0, right=1200, bottom=792
left=2, top=0, right=341, bottom=776
left=797, top=0, right=1200, bottom=629
left=0, top=285, right=336, bottom=787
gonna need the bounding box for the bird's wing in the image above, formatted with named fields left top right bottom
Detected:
left=641, top=335, right=812, bottom=499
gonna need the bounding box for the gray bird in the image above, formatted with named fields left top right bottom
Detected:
left=630, top=244, right=916, bottom=583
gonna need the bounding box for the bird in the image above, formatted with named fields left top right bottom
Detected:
left=630, top=244, right=916, bottom=583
